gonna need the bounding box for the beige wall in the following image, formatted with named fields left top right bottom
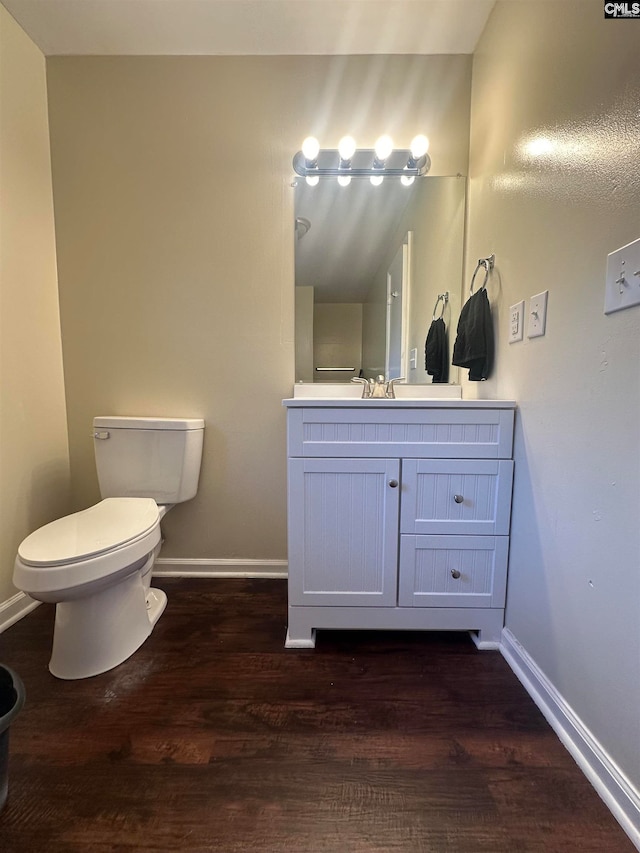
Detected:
left=467, top=1, right=640, bottom=795
left=46, top=54, right=472, bottom=561
left=0, top=7, right=70, bottom=603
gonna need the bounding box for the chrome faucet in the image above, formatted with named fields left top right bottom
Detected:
left=351, top=376, right=406, bottom=399
left=370, top=375, right=388, bottom=398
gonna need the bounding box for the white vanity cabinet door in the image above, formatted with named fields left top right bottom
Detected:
left=398, top=535, right=509, bottom=608
left=400, top=459, right=514, bottom=536
left=287, top=457, right=400, bottom=607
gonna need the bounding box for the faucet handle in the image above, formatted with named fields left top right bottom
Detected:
left=385, top=377, right=406, bottom=398
left=351, top=377, right=371, bottom=398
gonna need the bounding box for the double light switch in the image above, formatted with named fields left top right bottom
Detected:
left=509, top=291, right=548, bottom=342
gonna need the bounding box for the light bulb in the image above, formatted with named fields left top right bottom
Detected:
left=370, top=175, right=384, bottom=187
left=338, top=135, right=357, bottom=161
left=410, top=135, right=429, bottom=158
left=374, top=135, right=394, bottom=162
left=338, top=175, right=351, bottom=187
left=301, top=136, right=320, bottom=162
left=401, top=174, right=415, bottom=187
left=306, top=175, right=319, bottom=187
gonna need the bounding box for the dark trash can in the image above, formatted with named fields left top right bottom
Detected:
left=0, top=665, right=25, bottom=812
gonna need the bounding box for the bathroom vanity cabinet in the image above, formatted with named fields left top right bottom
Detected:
left=283, top=398, right=515, bottom=649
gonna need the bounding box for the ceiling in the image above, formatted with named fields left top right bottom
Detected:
left=0, top=0, right=496, bottom=56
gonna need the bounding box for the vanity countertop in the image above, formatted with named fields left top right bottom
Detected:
left=282, top=397, right=516, bottom=409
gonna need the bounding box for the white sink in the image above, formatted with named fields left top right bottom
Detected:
left=292, top=383, right=462, bottom=400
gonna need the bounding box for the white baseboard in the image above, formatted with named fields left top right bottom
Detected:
left=0, top=591, right=40, bottom=633
left=0, top=561, right=286, bottom=631
left=153, top=558, right=288, bottom=579
left=501, top=628, right=640, bottom=851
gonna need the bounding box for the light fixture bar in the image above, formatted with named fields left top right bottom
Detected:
left=292, top=148, right=431, bottom=179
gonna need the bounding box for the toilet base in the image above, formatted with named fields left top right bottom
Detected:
left=146, top=587, right=167, bottom=625
left=49, top=571, right=164, bottom=680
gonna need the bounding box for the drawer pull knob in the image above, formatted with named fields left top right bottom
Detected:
left=451, top=569, right=461, bottom=579
left=388, top=479, right=399, bottom=488
left=453, top=494, right=464, bottom=504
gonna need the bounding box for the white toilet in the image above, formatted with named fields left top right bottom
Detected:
left=13, top=416, right=205, bottom=680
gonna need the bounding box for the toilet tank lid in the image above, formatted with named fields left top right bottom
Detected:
left=94, top=416, right=205, bottom=430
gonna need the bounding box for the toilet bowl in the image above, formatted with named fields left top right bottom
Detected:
left=14, top=498, right=166, bottom=679
left=13, top=416, right=205, bottom=680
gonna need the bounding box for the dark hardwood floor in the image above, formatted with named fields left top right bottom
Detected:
left=0, top=578, right=633, bottom=852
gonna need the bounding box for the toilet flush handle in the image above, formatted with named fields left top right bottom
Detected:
left=93, top=430, right=110, bottom=440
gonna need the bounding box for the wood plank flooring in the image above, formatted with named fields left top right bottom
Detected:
left=0, top=578, right=634, bottom=852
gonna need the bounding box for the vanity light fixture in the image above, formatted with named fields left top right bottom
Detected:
left=293, top=135, right=431, bottom=184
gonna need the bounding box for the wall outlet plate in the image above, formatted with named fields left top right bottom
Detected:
left=527, top=290, right=548, bottom=338
left=508, top=301, right=524, bottom=343
left=604, top=237, right=640, bottom=315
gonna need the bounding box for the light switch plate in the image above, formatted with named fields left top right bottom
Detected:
left=508, top=301, right=524, bottom=343
left=604, top=237, right=640, bottom=315
left=409, top=347, right=418, bottom=369
left=527, top=290, right=548, bottom=338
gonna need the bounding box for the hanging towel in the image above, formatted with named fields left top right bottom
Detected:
left=452, top=288, right=494, bottom=381
left=425, top=317, right=449, bottom=383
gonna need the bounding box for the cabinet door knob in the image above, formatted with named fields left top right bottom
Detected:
left=388, top=479, right=399, bottom=488
left=450, top=569, right=461, bottom=579
left=453, top=494, right=464, bottom=503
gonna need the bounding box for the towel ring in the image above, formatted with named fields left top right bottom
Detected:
left=432, top=291, right=449, bottom=320
left=469, top=253, right=495, bottom=294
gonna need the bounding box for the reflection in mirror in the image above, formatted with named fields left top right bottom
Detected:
left=294, top=176, right=466, bottom=385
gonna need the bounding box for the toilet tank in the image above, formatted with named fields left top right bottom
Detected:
left=93, top=416, right=205, bottom=504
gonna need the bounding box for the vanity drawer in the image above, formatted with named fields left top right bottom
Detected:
left=399, top=535, right=508, bottom=608
left=288, top=407, right=514, bottom=459
left=400, top=459, right=513, bottom=535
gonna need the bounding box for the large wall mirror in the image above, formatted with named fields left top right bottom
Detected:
left=294, top=175, right=466, bottom=386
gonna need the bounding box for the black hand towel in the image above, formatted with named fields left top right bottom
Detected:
left=425, top=317, right=449, bottom=383
left=452, top=288, right=494, bottom=381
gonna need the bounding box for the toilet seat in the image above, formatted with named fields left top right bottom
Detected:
left=18, top=497, right=160, bottom=566
left=14, top=498, right=161, bottom=600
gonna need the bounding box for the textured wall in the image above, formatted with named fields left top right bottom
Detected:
left=46, top=54, right=472, bottom=561
left=466, top=0, right=640, bottom=794
left=0, top=7, right=70, bottom=604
